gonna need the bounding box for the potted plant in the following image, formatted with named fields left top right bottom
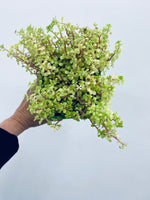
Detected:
left=0, top=16, right=126, bottom=149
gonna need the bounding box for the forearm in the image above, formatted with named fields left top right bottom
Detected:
left=0, top=117, right=26, bottom=136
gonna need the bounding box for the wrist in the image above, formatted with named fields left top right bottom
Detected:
left=0, top=117, right=26, bottom=136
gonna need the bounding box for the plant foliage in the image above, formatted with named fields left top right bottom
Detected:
left=0, top=16, right=126, bottom=149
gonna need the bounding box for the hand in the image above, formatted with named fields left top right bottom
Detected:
left=0, top=80, right=47, bottom=136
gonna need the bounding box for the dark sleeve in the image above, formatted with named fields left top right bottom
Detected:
left=0, top=128, right=19, bottom=169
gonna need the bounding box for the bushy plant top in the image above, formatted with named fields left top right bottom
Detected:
left=0, top=16, right=126, bottom=149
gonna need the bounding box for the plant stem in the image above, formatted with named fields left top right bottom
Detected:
left=55, top=119, right=63, bottom=125
left=107, top=53, right=115, bottom=61
left=77, top=94, right=124, bottom=146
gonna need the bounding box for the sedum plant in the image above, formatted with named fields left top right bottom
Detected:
left=0, top=16, right=126, bottom=149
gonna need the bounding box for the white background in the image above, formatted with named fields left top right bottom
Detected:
left=0, top=0, right=150, bottom=199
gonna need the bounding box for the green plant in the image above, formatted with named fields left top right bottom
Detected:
left=0, top=16, right=126, bottom=149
